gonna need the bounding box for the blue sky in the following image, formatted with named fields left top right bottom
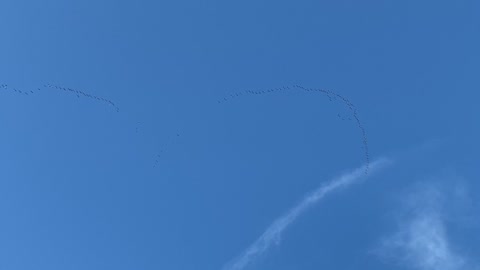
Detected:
left=1, top=1, right=479, bottom=270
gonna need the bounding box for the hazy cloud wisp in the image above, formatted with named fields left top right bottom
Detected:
left=376, top=180, right=477, bottom=270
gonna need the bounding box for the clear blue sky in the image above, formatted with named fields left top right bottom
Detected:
left=1, top=1, right=479, bottom=270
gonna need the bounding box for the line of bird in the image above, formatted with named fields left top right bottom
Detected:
left=217, top=84, right=370, bottom=174
left=0, top=83, right=37, bottom=96
left=1, top=82, right=119, bottom=112
left=3, top=81, right=175, bottom=168
left=154, top=133, right=181, bottom=168
left=45, top=83, right=119, bottom=112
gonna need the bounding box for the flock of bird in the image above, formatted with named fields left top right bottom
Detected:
left=218, top=84, right=370, bottom=174
left=44, top=83, right=120, bottom=112
left=153, top=133, right=181, bottom=168
left=0, top=82, right=119, bottom=112
left=2, top=81, right=166, bottom=167
left=2, top=81, right=369, bottom=173
left=0, top=83, right=37, bottom=96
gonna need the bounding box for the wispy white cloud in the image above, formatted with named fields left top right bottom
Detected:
left=222, top=157, right=392, bottom=270
left=381, top=211, right=466, bottom=270
left=376, top=179, right=477, bottom=270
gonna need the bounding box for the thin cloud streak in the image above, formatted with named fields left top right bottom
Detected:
left=223, top=157, right=392, bottom=270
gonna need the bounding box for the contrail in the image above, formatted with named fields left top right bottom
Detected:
left=222, top=157, right=392, bottom=270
